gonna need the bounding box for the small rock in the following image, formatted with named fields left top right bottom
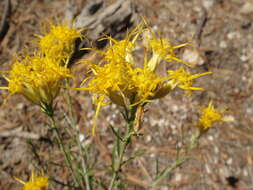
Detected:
left=145, top=135, right=152, bottom=143
left=79, top=134, right=85, bottom=142
left=205, top=164, right=211, bottom=173
left=227, top=158, right=233, bottom=165
left=227, top=32, right=240, bottom=40
left=224, top=115, right=235, bottom=122
left=240, top=54, right=248, bottom=62
left=219, top=41, right=227, bottom=49
left=182, top=48, right=205, bottom=66
left=243, top=169, right=248, bottom=177
left=240, top=2, right=253, bottom=15
left=202, top=0, right=215, bottom=9
left=174, top=173, right=182, bottom=182
left=16, top=103, right=25, bottom=110
left=208, top=135, right=214, bottom=141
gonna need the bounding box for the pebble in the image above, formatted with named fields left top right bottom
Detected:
left=240, top=2, right=253, bottom=15
left=240, top=54, right=248, bottom=62
left=16, top=103, right=25, bottom=110
left=226, top=158, right=233, bottom=165
left=145, top=135, right=152, bottom=143
left=227, top=32, right=241, bottom=40
left=246, top=108, right=253, bottom=114
left=208, top=135, right=214, bottom=141
left=182, top=48, right=205, bottom=66
left=174, top=173, right=182, bottom=182
left=219, top=41, right=227, bottom=49
left=202, top=0, right=215, bottom=9
left=79, top=134, right=85, bottom=142
left=243, top=169, right=248, bottom=177
left=205, top=164, right=211, bottom=173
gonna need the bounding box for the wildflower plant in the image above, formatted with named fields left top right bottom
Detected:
left=77, top=22, right=223, bottom=189
left=0, top=23, right=81, bottom=114
left=1, top=23, right=89, bottom=189
left=0, top=19, right=229, bottom=190
left=79, top=23, right=212, bottom=134
left=151, top=101, right=227, bottom=187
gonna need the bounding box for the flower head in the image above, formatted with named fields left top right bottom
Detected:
left=15, top=169, right=48, bottom=190
left=0, top=54, right=71, bottom=109
left=98, top=24, right=142, bottom=64
left=38, top=23, right=82, bottom=63
left=197, top=101, right=226, bottom=131
left=78, top=21, right=211, bottom=134
left=83, top=59, right=173, bottom=108
left=85, top=61, right=132, bottom=107
left=129, top=64, right=170, bottom=104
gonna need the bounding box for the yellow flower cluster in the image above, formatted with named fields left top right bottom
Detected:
left=81, top=24, right=211, bottom=108
left=38, top=24, right=82, bottom=63
left=5, top=55, right=71, bottom=106
left=15, top=169, right=48, bottom=190
left=197, top=101, right=226, bottom=131
left=78, top=23, right=212, bottom=133
left=0, top=24, right=81, bottom=111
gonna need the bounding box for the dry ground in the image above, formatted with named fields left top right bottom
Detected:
left=1, top=0, right=253, bottom=189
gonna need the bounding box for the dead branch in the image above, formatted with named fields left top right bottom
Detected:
left=66, top=0, right=139, bottom=63
left=0, top=0, right=11, bottom=43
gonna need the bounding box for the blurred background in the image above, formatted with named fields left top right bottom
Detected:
left=0, top=0, right=253, bottom=189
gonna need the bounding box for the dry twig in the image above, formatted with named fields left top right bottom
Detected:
left=0, top=0, right=11, bottom=43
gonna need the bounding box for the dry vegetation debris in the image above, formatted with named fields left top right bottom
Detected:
left=0, top=0, right=253, bottom=189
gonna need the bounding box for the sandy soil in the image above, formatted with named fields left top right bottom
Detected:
left=0, top=0, right=253, bottom=189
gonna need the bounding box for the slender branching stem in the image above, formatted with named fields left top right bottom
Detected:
left=46, top=113, right=81, bottom=188
left=150, top=130, right=201, bottom=188
left=65, top=86, right=92, bottom=190
left=108, top=105, right=137, bottom=190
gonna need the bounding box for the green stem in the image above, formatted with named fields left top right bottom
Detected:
left=64, top=83, right=92, bottom=189
left=151, top=157, right=189, bottom=188
left=108, top=172, right=117, bottom=190
left=108, top=105, right=137, bottom=190
left=151, top=130, right=201, bottom=188
left=48, top=115, right=81, bottom=188
left=76, top=129, right=92, bottom=190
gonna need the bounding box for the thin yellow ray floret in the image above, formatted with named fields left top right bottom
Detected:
left=98, top=23, right=143, bottom=64
left=167, top=67, right=212, bottom=91
left=129, top=65, right=168, bottom=105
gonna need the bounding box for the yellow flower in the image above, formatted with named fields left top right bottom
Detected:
left=15, top=169, right=48, bottom=190
left=0, top=54, right=71, bottom=109
left=197, top=101, right=226, bottom=131
left=38, top=23, right=82, bottom=63
left=129, top=64, right=172, bottom=105
left=98, top=24, right=142, bottom=64
left=78, top=61, right=133, bottom=134
left=167, top=67, right=212, bottom=92
left=83, top=61, right=131, bottom=106
left=146, top=34, right=189, bottom=71
left=78, top=21, right=211, bottom=134
left=82, top=60, right=172, bottom=108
